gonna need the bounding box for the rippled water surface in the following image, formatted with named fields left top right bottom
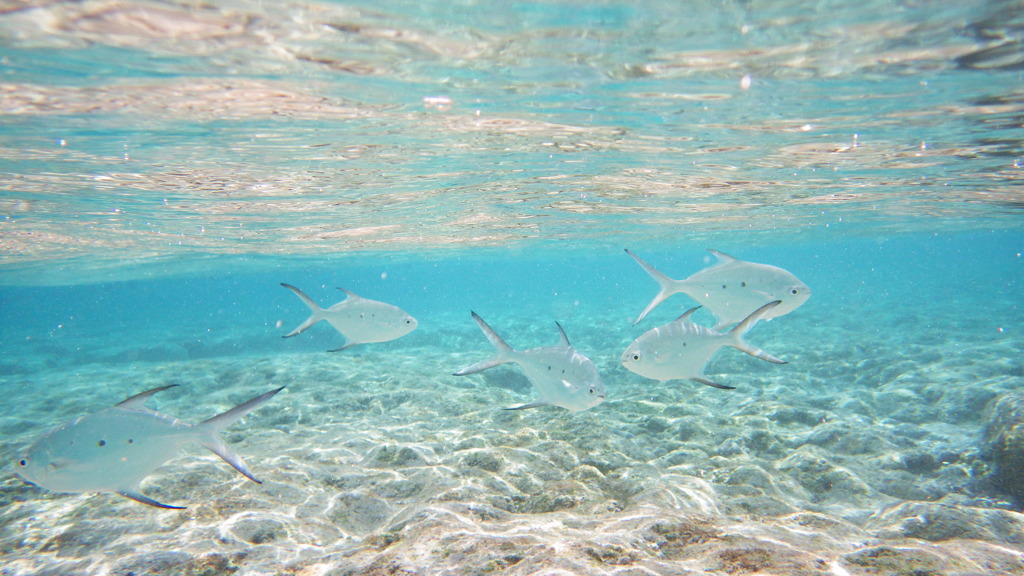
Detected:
left=1, top=0, right=1022, bottom=278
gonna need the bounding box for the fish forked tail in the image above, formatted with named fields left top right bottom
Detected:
left=453, top=312, right=515, bottom=376
left=281, top=283, right=324, bottom=338
left=727, top=301, right=786, bottom=364
left=625, top=249, right=685, bottom=325
left=196, top=386, right=285, bottom=484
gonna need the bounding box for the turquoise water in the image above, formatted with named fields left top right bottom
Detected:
left=2, top=1, right=1024, bottom=574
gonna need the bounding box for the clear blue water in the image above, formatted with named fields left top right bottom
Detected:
left=1, top=1, right=1023, bottom=574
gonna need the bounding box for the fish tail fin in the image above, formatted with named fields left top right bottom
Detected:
left=625, top=249, right=683, bottom=325
left=281, top=283, right=324, bottom=337
left=196, top=387, right=285, bottom=484
left=453, top=312, right=514, bottom=376
left=727, top=301, right=786, bottom=364
left=119, top=489, right=186, bottom=509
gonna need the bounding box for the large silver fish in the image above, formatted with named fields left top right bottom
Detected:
left=281, top=283, right=417, bottom=351
left=454, top=312, right=606, bottom=412
left=621, top=301, right=785, bottom=389
left=17, top=385, right=283, bottom=509
left=625, top=249, right=810, bottom=329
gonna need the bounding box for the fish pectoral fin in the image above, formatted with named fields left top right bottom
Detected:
left=691, top=376, right=736, bottom=390
left=503, top=401, right=551, bottom=411
left=118, top=489, right=186, bottom=509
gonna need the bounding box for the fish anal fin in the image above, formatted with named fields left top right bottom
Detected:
left=115, top=385, right=179, bottom=410
left=503, top=401, right=551, bottom=411
left=328, top=342, right=358, bottom=352
left=119, top=489, right=186, bottom=509
left=691, top=376, right=735, bottom=390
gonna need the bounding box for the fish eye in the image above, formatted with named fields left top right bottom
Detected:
left=632, top=354, right=640, bottom=361
left=18, top=459, right=27, bottom=467
left=588, top=386, right=595, bottom=395
left=791, top=289, right=799, bottom=295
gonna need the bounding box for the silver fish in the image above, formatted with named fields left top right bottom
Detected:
left=621, top=301, right=785, bottom=389
left=454, top=312, right=606, bottom=412
left=625, top=249, right=810, bottom=329
left=281, top=283, right=417, bottom=351
left=17, top=385, right=283, bottom=509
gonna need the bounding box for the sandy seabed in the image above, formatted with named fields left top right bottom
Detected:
left=1, top=305, right=1023, bottom=576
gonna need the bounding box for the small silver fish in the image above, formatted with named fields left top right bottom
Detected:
left=625, top=249, right=810, bottom=329
left=281, top=283, right=417, bottom=351
left=621, top=301, right=785, bottom=389
left=17, top=385, right=283, bottom=509
left=454, top=312, right=606, bottom=412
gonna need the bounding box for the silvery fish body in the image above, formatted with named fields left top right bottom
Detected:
left=454, top=312, right=606, bottom=412
left=17, top=385, right=283, bottom=509
left=281, top=283, right=417, bottom=351
left=626, top=249, right=810, bottom=329
left=621, top=301, right=785, bottom=389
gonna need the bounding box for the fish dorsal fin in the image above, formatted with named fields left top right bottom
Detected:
left=707, top=249, right=738, bottom=265
left=115, top=385, right=178, bottom=410
left=674, top=306, right=702, bottom=323
left=337, top=288, right=362, bottom=300
left=554, top=321, right=571, bottom=347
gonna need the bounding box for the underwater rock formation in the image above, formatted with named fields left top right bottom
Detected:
left=984, top=391, right=1024, bottom=506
